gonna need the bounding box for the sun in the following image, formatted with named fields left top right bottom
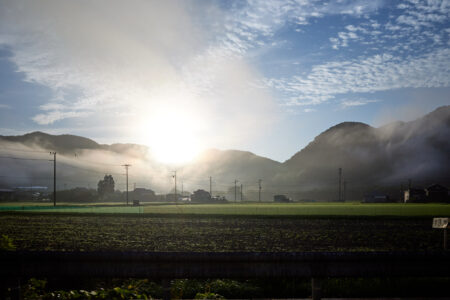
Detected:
left=137, top=107, right=204, bottom=164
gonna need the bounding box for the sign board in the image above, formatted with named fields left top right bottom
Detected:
left=432, top=218, right=449, bottom=229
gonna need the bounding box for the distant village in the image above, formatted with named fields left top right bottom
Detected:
left=1, top=173, right=449, bottom=204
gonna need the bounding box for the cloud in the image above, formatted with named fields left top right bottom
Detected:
left=32, top=111, right=91, bottom=125
left=0, top=1, right=200, bottom=120
left=265, top=48, right=450, bottom=106
left=0, top=0, right=280, bottom=152
left=340, top=98, right=380, bottom=108
left=260, top=0, right=450, bottom=107
left=0, top=104, right=11, bottom=109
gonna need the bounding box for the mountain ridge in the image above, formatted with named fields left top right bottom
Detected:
left=1, top=105, right=449, bottom=201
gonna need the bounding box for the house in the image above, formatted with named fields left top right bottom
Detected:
left=274, top=194, right=290, bottom=203
left=191, top=189, right=211, bottom=203
left=404, top=188, right=427, bottom=203
left=363, top=192, right=391, bottom=203
left=132, top=188, right=156, bottom=202
left=425, top=184, right=449, bottom=203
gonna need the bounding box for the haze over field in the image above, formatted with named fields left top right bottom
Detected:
left=1, top=106, right=449, bottom=201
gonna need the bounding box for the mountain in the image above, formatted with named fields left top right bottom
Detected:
left=1, top=106, right=449, bottom=201
left=0, top=131, right=104, bottom=154
left=180, top=148, right=281, bottom=186
left=0, top=131, right=151, bottom=158
left=281, top=106, right=450, bottom=199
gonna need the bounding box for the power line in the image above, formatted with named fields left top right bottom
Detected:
left=60, top=163, right=124, bottom=177
left=70, top=155, right=123, bottom=167
left=0, top=155, right=51, bottom=161
left=0, top=147, right=50, bottom=153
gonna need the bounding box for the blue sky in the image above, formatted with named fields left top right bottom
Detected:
left=0, top=0, right=449, bottom=163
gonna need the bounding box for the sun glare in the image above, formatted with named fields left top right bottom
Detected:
left=137, top=108, right=204, bottom=164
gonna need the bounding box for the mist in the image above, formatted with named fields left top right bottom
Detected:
left=0, top=139, right=172, bottom=194
left=1, top=106, right=448, bottom=202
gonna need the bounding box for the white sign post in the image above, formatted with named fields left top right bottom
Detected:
left=433, top=218, right=448, bottom=250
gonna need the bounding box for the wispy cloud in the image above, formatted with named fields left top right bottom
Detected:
left=0, top=104, right=11, bottom=109
left=266, top=48, right=450, bottom=106
left=32, top=110, right=91, bottom=125
left=260, top=0, right=450, bottom=107
left=340, top=98, right=380, bottom=108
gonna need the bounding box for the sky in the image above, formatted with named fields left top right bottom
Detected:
left=0, top=0, right=449, bottom=163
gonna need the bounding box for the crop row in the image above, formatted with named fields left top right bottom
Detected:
left=0, top=213, right=444, bottom=252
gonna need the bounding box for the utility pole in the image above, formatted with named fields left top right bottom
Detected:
left=209, top=176, right=212, bottom=199
left=234, top=180, right=238, bottom=203
left=258, top=179, right=262, bottom=203
left=343, top=180, right=347, bottom=202
left=50, top=152, right=56, bottom=206
left=240, top=184, right=243, bottom=202
left=173, top=171, right=177, bottom=203
left=133, top=183, right=136, bottom=191
left=181, top=181, right=184, bottom=197
left=122, top=164, right=131, bottom=205
left=338, top=167, right=342, bottom=202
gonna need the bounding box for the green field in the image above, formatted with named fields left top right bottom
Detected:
left=142, top=202, right=450, bottom=217
left=1, top=202, right=449, bottom=216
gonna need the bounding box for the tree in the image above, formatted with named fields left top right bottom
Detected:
left=97, top=174, right=115, bottom=196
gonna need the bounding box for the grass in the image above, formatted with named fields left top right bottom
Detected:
left=0, top=201, right=449, bottom=216
left=142, top=202, right=450, bottom=216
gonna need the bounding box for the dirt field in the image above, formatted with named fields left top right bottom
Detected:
left=0, top=213, right=444, bottom=252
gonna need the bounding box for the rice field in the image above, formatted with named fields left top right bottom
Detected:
left=1, top=201, right=449, bottom=217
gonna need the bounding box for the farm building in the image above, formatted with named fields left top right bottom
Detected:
left=425, top=184, right=449, bottom=202
left=131, top=188, right=156, bottom=202
left=363, top=192, right=391, bottom=203
left=274, top=194, right=290, bottom=203
left=404, top=184, right=449, bottom=203
left=404, top=188, right=427, bottom=203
